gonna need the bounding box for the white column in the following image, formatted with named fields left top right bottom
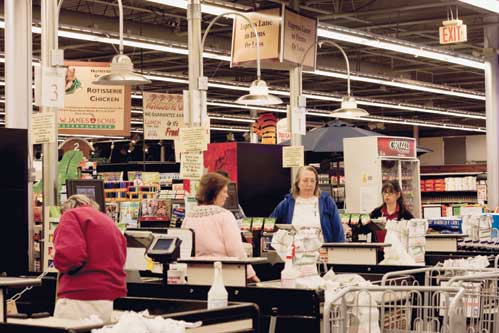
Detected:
left=484, top=16, right=499, bottom=208
left=4, top=0, right=34, bottom=270
left=288, top=0, right=303, bottom=182
left=187, top=0, right=203, bottom=127
left=41, top=0, right=59, bottom=214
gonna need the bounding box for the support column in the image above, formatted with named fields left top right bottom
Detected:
left=412, top=125, right=419, bottom=144
left=484, top=16, right=499, bottom=209
left=288, top=0, right=302, bottom=182
left=41, top=0, right=59, bottom=217
left=250, top=109, right=258, bottom=143
left=187, top=0, right=204, bottom=127
left=5, top=0, right=34, bottom=270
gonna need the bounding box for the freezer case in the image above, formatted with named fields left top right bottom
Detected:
left=344, top=136, right=421, bottom=218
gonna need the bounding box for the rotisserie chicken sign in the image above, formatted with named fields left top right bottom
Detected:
left=59, top=61, right=131, bottom=136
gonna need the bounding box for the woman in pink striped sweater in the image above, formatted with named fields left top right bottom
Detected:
left=182, top=173, right=259, bottom=282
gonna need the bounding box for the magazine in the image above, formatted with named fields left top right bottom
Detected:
left=119, top=201, right=140, bottom=227
left=140, top=198, right=171, bottom=221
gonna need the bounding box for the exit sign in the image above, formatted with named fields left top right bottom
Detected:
left=439, top=20, right=467, bottom=44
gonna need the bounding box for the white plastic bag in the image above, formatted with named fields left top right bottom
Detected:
left=380, top=221, right=416, bottom=265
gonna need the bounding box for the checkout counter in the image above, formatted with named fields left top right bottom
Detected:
left=2, top=224, right=479, bottom=333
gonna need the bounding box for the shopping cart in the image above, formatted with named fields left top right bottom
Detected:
left=382, top=266, right=499, bottom=333
left=323, top=285, right=466, bottom=333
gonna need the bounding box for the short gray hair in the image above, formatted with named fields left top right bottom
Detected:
left=62, top=194, right=100, bottom=212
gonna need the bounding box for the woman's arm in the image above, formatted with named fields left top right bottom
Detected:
left=221, top=212, right=258, bottom=279
left=53, top=212, right=88, bottom=273
left=270, top=200, right=286, bottom=221
left=327, top=196, right=345, bottom=242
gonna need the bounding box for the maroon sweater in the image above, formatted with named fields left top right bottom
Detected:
left=54, top=206, right=127, bottom=300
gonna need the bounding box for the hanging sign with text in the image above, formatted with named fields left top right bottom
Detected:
left=59, top=61, right=131, bottom=136
left=143, top=93, right=184, bottom=140
left=180, top=152, right=204, bottom=180
left=231, top=5, right=317, bottom=71
left=439, top=20, right=467, bottom=44
left=32, top=111, right=57, bottom=144
left=283, top=146, right=304, bottom=168
left=377, top=137, right=416, bottom=158
left=179, top=127, right=210, bottom=152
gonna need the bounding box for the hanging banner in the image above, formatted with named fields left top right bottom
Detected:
left=231, top=5, right=317, bottom=71
left=59, top=61, right=131, bottom=136
left=143, top=92, right=184, bottom=140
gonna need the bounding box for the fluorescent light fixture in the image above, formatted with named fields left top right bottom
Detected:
left=458, top=0, right=499, bottom=13
left=317, top=27, right=484, bottom=70
left=210, top=126, right=249, bottom=133
left=207, top=99, right=485, bottom=133
left=209, top=115, right=255, bottom=123
left=146, top=0, right=235, bottom=16
left=102, top=77, right=488, bottom=120
left=146, top=0, right=484, bottom=70
left=310, top=69, right=486, bottom=101
left=58, top=133, right=126, bottom=139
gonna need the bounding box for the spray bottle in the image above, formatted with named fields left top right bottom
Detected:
left=207, top=261, right=228, bottom=309
left=281, top=244, right=298, bottom=288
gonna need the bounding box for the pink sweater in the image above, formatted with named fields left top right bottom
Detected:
left=182, top=205, right=256, bottom=278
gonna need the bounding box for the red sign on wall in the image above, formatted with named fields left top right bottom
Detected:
left=377, top=137, right=416, bottom=158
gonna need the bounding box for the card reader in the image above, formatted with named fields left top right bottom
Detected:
left=146, top=234, right=182, bottom=263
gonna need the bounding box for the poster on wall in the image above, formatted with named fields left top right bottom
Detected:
left=143, top=92, right=184, bottom=140
left=59, top=61, right=131, bottom=136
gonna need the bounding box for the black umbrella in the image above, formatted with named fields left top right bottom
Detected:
left=281, top=120, right=431, bottom=162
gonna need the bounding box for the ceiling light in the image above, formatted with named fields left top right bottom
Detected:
left=310, top=69, right=486, bottom=101
left=92, top=0, right=150, bottom=86
left=235, top=79, right=283, bottom=105
left=58, top=133, right=126, bottom=139
left=332, top=95, right=369, bottom=118
left=207, top=99, right=485, bottom=133
left=209, top=115, right=255, bottom=123
left=208, top=126, right=249, bottom=133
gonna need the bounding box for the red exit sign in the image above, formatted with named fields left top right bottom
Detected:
left=439, top=20, right=467, bottom=44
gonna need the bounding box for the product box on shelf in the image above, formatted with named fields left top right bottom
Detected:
left=427, top=217, right=462, bottom=233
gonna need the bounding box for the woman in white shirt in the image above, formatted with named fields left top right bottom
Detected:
left=270, top=166, right=345, bottom=243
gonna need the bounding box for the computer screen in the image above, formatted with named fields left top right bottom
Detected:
left=152, top=238, right=174, bottom=251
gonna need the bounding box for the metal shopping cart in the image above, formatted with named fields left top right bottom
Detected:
left=381, top=265, right=499, bottom=333
left=323, top=285, right=466, bottom=333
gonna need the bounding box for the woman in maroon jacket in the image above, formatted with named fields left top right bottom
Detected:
left=53, top=194, right=127, bottom=323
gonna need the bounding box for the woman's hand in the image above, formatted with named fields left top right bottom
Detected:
left=248, top=275, right=260, bottom=283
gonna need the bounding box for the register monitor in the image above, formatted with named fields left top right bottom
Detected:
left=146, top=234, right=182, bottom=263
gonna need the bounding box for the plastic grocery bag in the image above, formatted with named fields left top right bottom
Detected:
left=380, top=221, right=416, bottom=265
left=93, top=310, right=201, bottom=333
left=324, top=274, right=381, bottom=333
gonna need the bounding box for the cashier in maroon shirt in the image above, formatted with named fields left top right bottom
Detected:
left=355, top=180, right=414, bottom=242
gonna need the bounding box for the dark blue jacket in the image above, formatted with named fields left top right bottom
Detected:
left=270, top=192, right=345, bottom=243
